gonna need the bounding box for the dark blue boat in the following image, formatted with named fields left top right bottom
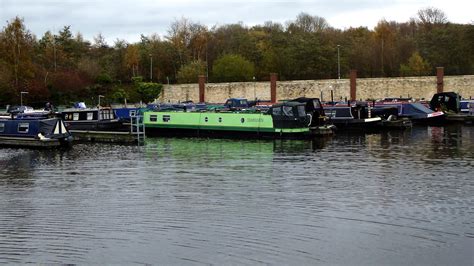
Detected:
left=113, top=106, right=148, bottom=123
left=373, top=102, right=445, bottom=125
left=460, top=100, right=473, bottom=114
left=61, top=107, right=129, bottom=132
left=0, top=116, right=73, bottom=148
left=324, top=103, right=382, bottom=131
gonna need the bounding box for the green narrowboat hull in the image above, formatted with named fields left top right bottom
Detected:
left=143, top=111, right=325, bottom=139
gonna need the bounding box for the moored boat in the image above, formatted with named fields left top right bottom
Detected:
left=0, top=116, right=72, bottom=148
left=323, top=102, right=383, bottom=131
left=429, top=92, right=474, bottom=124
left=373, top=102, right=445, bottom=125
left=289, top=97, right=331, bottom=127
left=61, top=105, right=129, bottom=132
left=371, top=106, right=413, bottom=129
left=144, top=101, right=334, bottom=139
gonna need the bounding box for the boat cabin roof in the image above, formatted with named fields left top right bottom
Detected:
left=271, top=101, right=306, bottom=108
left=62, top=107, right=112, bottom=113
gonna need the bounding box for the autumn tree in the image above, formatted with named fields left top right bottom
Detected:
left=124, top=44, right=140, bottom=77
left=0, top=16, right=35, bottom=92
left=166, top=18, right=208, bottom=66
left=399, top=52, right=431, bottom=76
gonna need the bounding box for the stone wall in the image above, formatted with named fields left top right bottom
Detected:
left=159, top=75, right=474, bottom=103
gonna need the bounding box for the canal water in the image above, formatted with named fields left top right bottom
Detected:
left=0, top=125, right=473, bottom=265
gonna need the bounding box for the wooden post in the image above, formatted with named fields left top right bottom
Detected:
left=436, top=67, right=444, bottom=93
left=270, top=73, right=277, bottom=103
left=198, top=75, right=206, bottom=103
left=350, top=70, right=357, bottom=101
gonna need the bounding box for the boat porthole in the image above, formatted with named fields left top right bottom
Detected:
left=241, top=118, right=245, bottom=123
left=205, top=117, right=208, bottom=122
left=218, top=117, right=222, bottom=123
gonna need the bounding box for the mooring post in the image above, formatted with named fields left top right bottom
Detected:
left=436, top=67, right=444, bottom=93
left=350, top=69, right=357, bottom=102
left=270, top=73, right=278, bottom=103
left=198, top=75, right=206, bottom=103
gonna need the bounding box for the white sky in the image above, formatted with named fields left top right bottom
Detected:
left=1, top=0, right=472, bottom=44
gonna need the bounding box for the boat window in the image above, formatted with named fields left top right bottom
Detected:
left=18, top=123, right=29, bottom=133
left=129, top=110, right=136, bottom=117
left=297, top=105, right=306, bottom=117
left=282, top=106, right=294, bottom=116
left=87, top=112, right=93, bottom=120
left=150, top=115, right=157, bottom=122
left=0, top=123, right=4, bottom=132
left=162, top=115, right=170, bottom=122
left=239, top=100, right=248, bottom=106
left=335, top=108, right=352, bottom=117
left=218, top=117, right=222, bottom=123
left=101, top=110, right=110, bottom=120
left=313, top=100, right=321, bottom=109
left=73, top=113, right=79, bottom=121
left=204, top=117, right=208, bottom=122
left=272, top=107, right=282, bottom=116
left=325, top=110, right=336, bottom=118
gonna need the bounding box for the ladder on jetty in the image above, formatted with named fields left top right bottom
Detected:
left=130, top=113, right=146, bottom=144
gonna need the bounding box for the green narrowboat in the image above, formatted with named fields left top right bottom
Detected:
left=144, top=101, right=334, bottom=139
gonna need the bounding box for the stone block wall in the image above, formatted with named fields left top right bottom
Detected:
left=159, top=75, right=474, bottom=103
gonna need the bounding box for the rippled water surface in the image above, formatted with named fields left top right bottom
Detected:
left=1, top=125, right=473, bottom=265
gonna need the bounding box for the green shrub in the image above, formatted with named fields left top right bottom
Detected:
left=177, top=60, right=206, bottom=83
left=212, top=54, right=255, bottom=82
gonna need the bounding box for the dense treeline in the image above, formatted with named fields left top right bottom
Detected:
left=0, top=7, right=473, bottom=106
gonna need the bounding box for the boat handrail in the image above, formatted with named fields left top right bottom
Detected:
left=307, top=114, right=312, bottom=127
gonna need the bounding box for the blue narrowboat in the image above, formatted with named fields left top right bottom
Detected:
left=373, top=102, right=445, bottom=125
left=113, top=105, right=147, bottom=123
left=0, top=116, right=73, bottom=148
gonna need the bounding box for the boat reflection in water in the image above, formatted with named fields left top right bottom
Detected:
left=144, top=137, right=331, bottom=161
left=0, top=126, right=473, bottom=265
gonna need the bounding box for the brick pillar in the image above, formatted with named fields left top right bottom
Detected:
left=270, top=73, right=277, bottom=103
left=436, top=67, right=444, bottom=93
left=198, top=75, right=206, bottom=103
left=350, top=70, right=357, bottom=101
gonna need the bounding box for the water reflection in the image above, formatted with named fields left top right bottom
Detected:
left=0, top=126, right=473, bottom=264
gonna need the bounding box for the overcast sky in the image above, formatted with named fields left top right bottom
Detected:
left=1, top=0, right=472, bottom=44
